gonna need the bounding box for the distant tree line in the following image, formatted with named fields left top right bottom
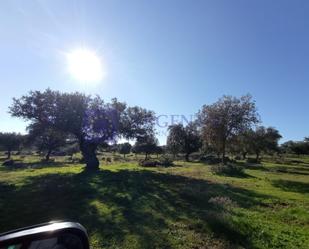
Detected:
left=4, top=89, right=156, bottom=170
left=0, top=90, right=308, bottom=168
left=280, top=138, right=309, bottom=156
left=166, top=95, right=308, bottom=163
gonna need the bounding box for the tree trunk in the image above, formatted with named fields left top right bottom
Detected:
left=222, top=152, right=225, bottom=164
left=45, top=149, right=52, bottom=161
left=185, top=153, right=190, bottom=162
left=80, top=139, right=99, bottom=170
left=145, top=153, right=148, bottom=160
left=7, top=150, right=11, bottom=159
left=222, top=141, right=226, bottom=164
left=256, top=152, right=260, bottom=161
left=242, top=151, right=247, bottom=160
left=221, top=144, right=225, bottom=164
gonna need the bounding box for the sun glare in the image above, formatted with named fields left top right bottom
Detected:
left=66, top=48, right=106, bottom=83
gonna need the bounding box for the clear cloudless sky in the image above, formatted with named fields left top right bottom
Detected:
left=0, top=0, right=308, bottom=144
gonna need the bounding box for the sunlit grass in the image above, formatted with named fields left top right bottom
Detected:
left=0, top=155, right=308, bottom=248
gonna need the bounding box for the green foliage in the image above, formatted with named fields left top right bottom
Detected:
left=198, top=94, right=259, bottom=162
left=138, top=159, right=158, bottom=167
left=281, top=138, right=309, bottom=156
left=120, top=106, right=156, bottom=139
left=246, top=157, right=261, bottom=164
left=166, top=122, right=201, bottom=161
left=117, top=142, right=132, bottom=157
left=0, top=132, right=24, bottom=158
left=9, top=89, right=156, bottom=169
left=166, top=123, right=185, bottom=156
left=211, top=163, right=245, bottom=176
left=245, top=126, right=282, bottom=160
left=28, top=126, right=67, bottom=161
left=138, top=155, right=174, bottom=167
left=132, top=134, right=158, bottom=159
left=200, top=155, right=222, bottom=164
left=159, top=156, right=174, bottom=167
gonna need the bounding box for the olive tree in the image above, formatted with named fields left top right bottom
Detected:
left=0, top=132, right=24, bottom=159
left=166, top=122, right=201, bottom=161
left=10, top=89, right=155, bottom=170
left=28, top=125, right=67, bottom=161
left=246, top=126, right=282, bottom=161
left=281, top=138, right=309, bottom=156
left=133, top=134, right=158, bottom=160
left=166, top=124, right=185, bottom=158
left=198, top=95, right=259, bottom=163
left=118, top=142, right=132, bottom=158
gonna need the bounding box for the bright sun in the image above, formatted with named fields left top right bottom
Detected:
left=66, top=48, right=106, bottom=83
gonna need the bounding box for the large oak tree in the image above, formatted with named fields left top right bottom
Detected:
left=198, top=94, right=259, bottom=163
left=166, top=122, right=201, bottom=161
left=10, top=89, right=155, bottom=170
left=245, top=126, right=282, bottom=161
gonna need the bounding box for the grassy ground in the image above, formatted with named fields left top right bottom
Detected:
left=0, top=155, right=308, bottom=249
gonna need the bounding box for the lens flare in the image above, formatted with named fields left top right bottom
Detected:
left=66, top=48, right=106, bottom=83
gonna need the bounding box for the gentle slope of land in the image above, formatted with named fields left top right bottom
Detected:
left=0, top=156, right=308, bottom=249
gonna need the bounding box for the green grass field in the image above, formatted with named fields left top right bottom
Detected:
left=0, top=156, right=308, bottom=249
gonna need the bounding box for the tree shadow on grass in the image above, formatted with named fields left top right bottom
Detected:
left=242, top=163, right=309, bottom=176
left=272, top=179, right=309, bottom=194
left=270, top=165, right=309, bottom=175
left=0, top=161, right=80, bottom=171
left=235, top=162, right=269, bottom=173
left=0, top=169, right=274, bottom=248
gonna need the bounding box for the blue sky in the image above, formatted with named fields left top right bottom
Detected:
left=0, top=0, right=308, bottom=144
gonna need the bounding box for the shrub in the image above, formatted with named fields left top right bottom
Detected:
left=211, top=163, right=245, bottom=176
left=40, top=158, right=55, bottom=163
left=159, top=156, right=174, bottom=167
left=139, top=156, right=174, bottom=167
left=113, top=155, right=122, bottom=161
left=52, top=151, right=66, bottom=156
left=138, top=159, right=159, bottom=167
left=2, top=160, right=14, bottom=166
left=199, top=155, right=221, bottom=164
left=290, top=159, right=304, bottom=164
left=208, top=196, right=237, bottom=210
left=200, top=155, right=233, bottom=164
left=246, top=158, right=261, bottom=164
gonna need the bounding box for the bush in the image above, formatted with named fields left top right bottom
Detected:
left=246, top=158, right=261, bottom=164
left=211, top=164, right=245, bottom=176
left=113, top=155, right=122, bottom=161
left=208, top=196, right=237, bottom=210
left=199, top=155, right=221, bottom=164
left=138, top=159, right=159, bottom=167
left=159, top=156, right=174, bottom=167
left=290, top=159, right=304, bottom=164
left=200, top=155, right=233, bottom=164
left=40, top=158, right=55, bottom=163
left=139, top=156, right=174, bottom=167
left=2, top=160, right=14, bottom=166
